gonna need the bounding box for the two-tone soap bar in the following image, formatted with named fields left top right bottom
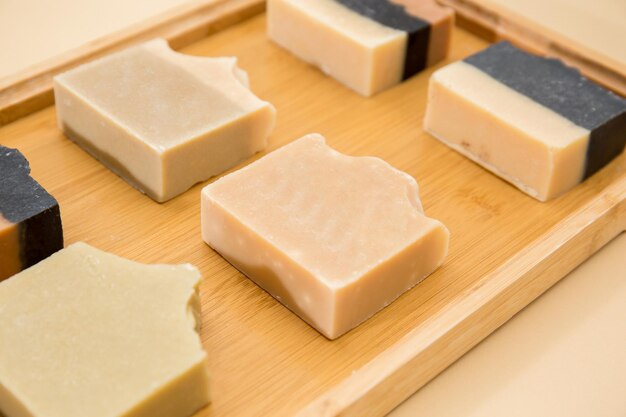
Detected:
left=425, top=41, right=626, bottom=201
left=0, top=146, right=63, bottom=281
left=268, top=0, right=453, bottom=96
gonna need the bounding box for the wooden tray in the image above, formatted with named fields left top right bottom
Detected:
left=1, top=7, right=625, bottom=417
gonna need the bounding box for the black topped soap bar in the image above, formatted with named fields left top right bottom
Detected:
left=0, top=146, right=63, bottom=280
left=464, top=41, right=626, bottom=179
left=424, top=41, right=626, bottom=201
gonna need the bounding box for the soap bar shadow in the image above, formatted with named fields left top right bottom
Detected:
left=218, top=250, right=328, bottom=340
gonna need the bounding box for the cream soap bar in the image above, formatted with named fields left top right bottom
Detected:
left=424, top=41, right=626, bottom=201
left=268, top=0, right=453, bottom=96
left=0, top=242, right=210, bottom=417
left=201, top=134, right=449, bottom=339
left=54, top=39, right=276, bottom=202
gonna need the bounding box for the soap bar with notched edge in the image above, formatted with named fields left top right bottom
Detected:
left=268, top=0, right=453, bottom=96
left=201, top=134, right=449, bottom=339
left=424, top=41, right=626, bottom=201
left=0, top=242, right=210, bottom=417
left=0, top=146, right=63, bottom=281
left=54, top=38, right=276, bottom=203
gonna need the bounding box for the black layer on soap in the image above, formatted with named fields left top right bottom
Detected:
left=335, top=0, right=430, bottom=79
left=0, top=146, right=63, bottom=267
left=464, top=41, right=626, bottom=179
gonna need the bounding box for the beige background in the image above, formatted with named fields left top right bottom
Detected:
left=481, top=0, right=626, bottom=69
left=0, top=1, right=624, bottom=416
left=0, top=0, right=192, bottom=79
left=391, top=233, right=626, bottom=417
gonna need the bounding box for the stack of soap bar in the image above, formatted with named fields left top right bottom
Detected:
left=0, top=243, right=209, bottom=417
left=268, top=0, right=453, bottom=96
left=0, top=146, right=63, bottom=281
left=424, top=41, right=626, bottom=201
left=54, top=38, right=276, bottom=202
left=202, top=134, right=449, bottom=339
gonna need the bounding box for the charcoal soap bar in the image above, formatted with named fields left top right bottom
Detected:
left=0, top=146, right=63, bottom=280
left=268, top=0, right=453, bottom=96
left=424, top=41, right=626, bottom=201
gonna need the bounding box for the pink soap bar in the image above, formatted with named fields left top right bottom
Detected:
left=201, top=134, right=449, bottom=339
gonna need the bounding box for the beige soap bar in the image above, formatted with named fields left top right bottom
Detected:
left=268, top=0, right=453, bottom=96
left=0, top=243, right=209, bottom=417
left=54, top=39, right=276, bottom=202
left=201, top=134, right=449, bottom=339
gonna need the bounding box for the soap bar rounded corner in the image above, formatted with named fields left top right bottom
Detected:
left=0, top=145, right=64, bottom=282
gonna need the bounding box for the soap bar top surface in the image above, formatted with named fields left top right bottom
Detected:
left=0, top=243, right=209, bottom=417
left=335, top=0, right=428, bottom=34
left=278, top=0, right=404, bottom=47
left=55, top=39, right=269, bottom=151
left=205, top=135, right=437, bottom=285
left=464, top=41, right=626, bottom=130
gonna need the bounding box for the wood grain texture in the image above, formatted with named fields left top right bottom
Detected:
left=0, top=0, right=265, bottom=126
left=439, top=0, right=626, bottom=97
left=0, top=15, right=624, bottom=417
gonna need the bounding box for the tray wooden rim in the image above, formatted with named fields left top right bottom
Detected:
left=1, top=2, right=625, bottom=416
left=0, top=0, right=265, bottom=126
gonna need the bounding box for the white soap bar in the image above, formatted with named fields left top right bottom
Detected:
left=202, top=134, right=449, bottom=339
left=0, top=242, right=209, bottom=417
left=54, top=39, right=276, bottom=202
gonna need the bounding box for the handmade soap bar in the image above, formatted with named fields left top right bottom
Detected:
left=0, top=243, right=209, bottom=417
left=424, top=41, right=626, bottom=201
left=268, top=0, right=453, bottom=96
left=54, top=39, right=276, bottom=202
left=0, top=146, right=63, bottom=281
left=201, top=134, right=449, bottom=339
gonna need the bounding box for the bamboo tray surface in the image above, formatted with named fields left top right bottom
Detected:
left=1, top=13, right=624, bottom=417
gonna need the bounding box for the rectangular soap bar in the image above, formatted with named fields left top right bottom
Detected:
left=424, top=41, right=626, bottom=201
left=268, top=0, right=453, bottom=96
left=0, top=146, right=63, bottom=281
left=201, top=134, right=449, bottom=339
left=54, top=39, right=276, bottom=202
left=0, top=242, right=209, bottom=417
